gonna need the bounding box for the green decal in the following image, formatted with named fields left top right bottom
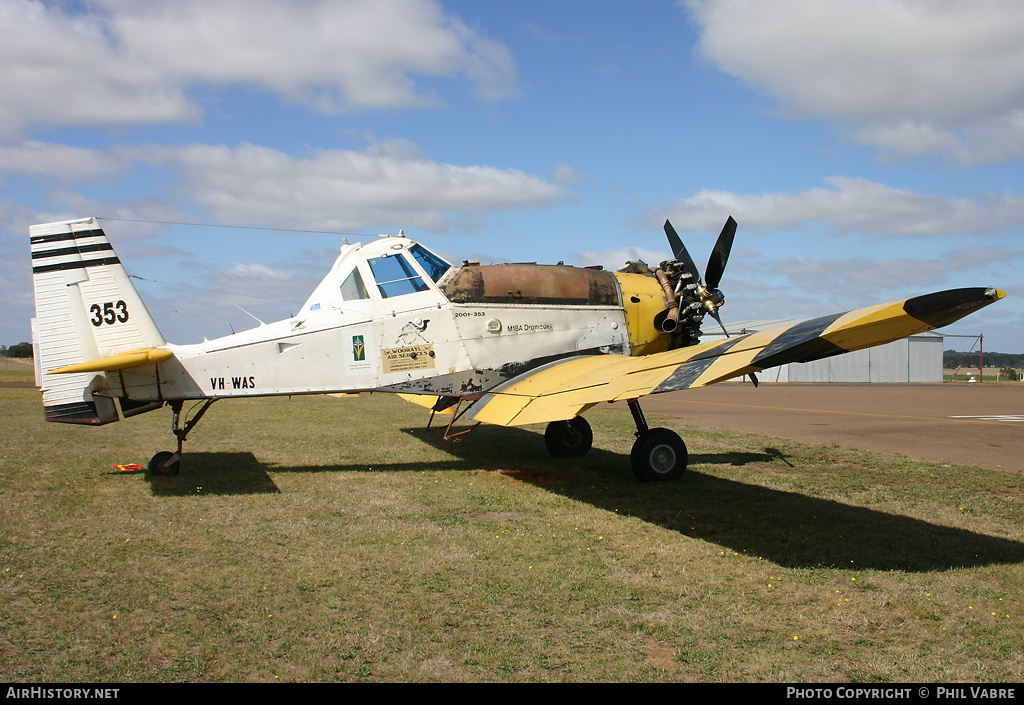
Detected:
left=352, top=335, right=365, bottom=361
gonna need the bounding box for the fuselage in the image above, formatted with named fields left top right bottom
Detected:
left=113, top=234, right=672, bottom=404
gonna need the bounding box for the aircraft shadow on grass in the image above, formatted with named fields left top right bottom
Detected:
left=146, top=452, right=282, bottom=497
left=146, top=423, right=1024, bottom=573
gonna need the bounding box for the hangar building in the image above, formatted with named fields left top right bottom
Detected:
left=704, top=321, right=945, bottom=384
left=758, top=332, right=944, bottom=383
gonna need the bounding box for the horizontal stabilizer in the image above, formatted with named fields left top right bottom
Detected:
left=48, top=348, right=173, bottom=375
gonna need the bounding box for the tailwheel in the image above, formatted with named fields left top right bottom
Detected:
left=630, top=428, right=688, bottom=482
left=147, top=399, right=216, bottom=477
left=149, top=451, right=180, bottom=477
left=544, top=416, right=593, bottom=457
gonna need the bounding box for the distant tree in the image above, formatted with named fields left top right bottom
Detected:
left=5, top=342, right=32, bottom=358
left=944, top=349, right=1024, bottom=369
left=1000, top=368, right=1021, bottom=381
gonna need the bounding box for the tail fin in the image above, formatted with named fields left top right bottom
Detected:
left=30, top=217, right=166, bottom=424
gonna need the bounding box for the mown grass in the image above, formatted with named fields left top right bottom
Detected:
left=2, top=369, right=1023, bottom=682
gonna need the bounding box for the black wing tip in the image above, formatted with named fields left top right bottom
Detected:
left=903, top=287, right=1005, bottom=328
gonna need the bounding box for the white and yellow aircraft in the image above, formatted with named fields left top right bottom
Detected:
left=30, top=216, right=1003, bottom=481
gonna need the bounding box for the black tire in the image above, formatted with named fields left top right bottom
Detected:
left=149, top=451, right=180, bottom=477
left=544, top=417, right=593, bottom=457
left=630, top=428, right=687, bottom=481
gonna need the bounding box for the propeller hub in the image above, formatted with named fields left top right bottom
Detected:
left=701, top=287, right=725, bottom=313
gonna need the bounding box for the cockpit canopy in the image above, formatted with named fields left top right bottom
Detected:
left=303, top=235, right=621, bottom=314
left=367, top=244, right=452, bottom=298
left=302, top=238, right=455, bottom=312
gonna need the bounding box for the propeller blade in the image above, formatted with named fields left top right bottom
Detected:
left=709, top=308, right=729, bottom=338
left=663, top=219, right=685, bottom=259
left=663, top=220, right=701, bottom=284
left=704, top=216, right=736, bottom=290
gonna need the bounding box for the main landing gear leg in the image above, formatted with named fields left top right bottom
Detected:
left=627, top=398, right=688, bottom=482
left=148, top=399, right=217, bottom=477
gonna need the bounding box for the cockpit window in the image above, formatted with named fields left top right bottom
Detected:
left=367, top=253, right=430, bottom=298
left=410, top=244, right=452, bottom=282
left=340, top=268, right=370, bottom=301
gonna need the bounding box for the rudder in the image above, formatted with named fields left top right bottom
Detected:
left=30, top=217, right=166, bottom=424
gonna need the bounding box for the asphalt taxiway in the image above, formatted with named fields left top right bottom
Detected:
left=613, top=383, right=1023, bottom=473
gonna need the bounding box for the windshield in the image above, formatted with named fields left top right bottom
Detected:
left=367, top=253, right=430, bottom=298
left=409, top=244, right=452, bottom=282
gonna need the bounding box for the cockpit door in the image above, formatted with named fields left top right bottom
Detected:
left=364, top=247, right=470, bottom=384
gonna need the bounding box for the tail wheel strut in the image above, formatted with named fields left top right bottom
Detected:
left=149, top=399, right=216, bottom=477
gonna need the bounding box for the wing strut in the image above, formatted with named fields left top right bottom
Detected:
left=428, top=398, right=481, bottom=441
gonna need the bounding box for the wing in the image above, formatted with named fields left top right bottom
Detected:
left=466, top=287, right=1004, bottom=427
left=398, top=393, right=457, bottom=414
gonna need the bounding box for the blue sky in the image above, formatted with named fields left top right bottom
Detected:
left=3, top=0, right=1022, bottom=351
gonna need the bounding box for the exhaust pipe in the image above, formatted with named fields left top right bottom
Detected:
left=655, top=269, right=680, bottom=333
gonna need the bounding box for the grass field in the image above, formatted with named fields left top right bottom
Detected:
left=2, top=363, right=1023, bottom=682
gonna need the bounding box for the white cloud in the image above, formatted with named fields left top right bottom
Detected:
left=575, top=246, right=670, bottom=272
left=0, top=0, right=200, bottom=136
left=653, top=176, right=1024, bottom=236
left=0, top=0, right=517, bottom=136
left=128, top=138, right=570, bottom=233
left=686, top=0, right=1024, bottom=165
left=768, top=247, right=1021, bottom=295
left=851, top=112, right=1024, bottom=166
left=704, top=245, right=1021, bottom=326
left=0, top=141, right=124, bottom=180
left=552, top=163, right=585, bottom=185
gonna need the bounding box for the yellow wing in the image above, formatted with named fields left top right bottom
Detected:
left=398, top=393, right=456, bottom=414
left=466, top=287, right=1005, bottom=427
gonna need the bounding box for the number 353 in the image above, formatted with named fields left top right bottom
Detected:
left=90, top=300, right=129, bottom=327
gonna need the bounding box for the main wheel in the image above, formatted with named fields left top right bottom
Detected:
left=544, top=417, right=593, bottom=457
left=630, top=428, right=687, bottom=481
left=149, top=451, right=180, bottom=477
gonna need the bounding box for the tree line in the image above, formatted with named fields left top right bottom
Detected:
left=944, top=349, right=1024, bottom=369
left=1, top=342, right=33, bottom=358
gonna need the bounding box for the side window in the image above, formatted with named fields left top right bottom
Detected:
left=340, top=268, right=370, bottom=301
left=367, top=253, right=429, bottom=298
left=410, top=244, right=452, bottom=282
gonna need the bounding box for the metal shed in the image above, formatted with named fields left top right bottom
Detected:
left=758, top=332, right=944, bottom=383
